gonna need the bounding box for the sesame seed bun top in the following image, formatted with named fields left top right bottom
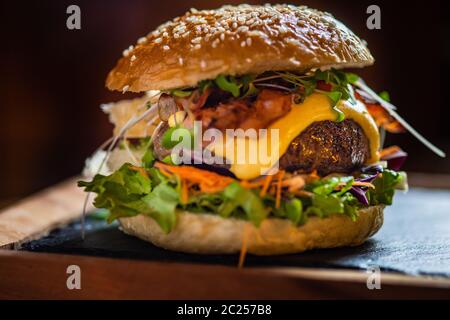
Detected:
left=106, top=4, right=374, bottom=93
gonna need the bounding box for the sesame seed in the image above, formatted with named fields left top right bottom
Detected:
left=200, top=60, right=207, bottom=69
left=163, top=45, right=170, bottom=50
left=237, top=26, right=249, bottom=33
left=122, top=45, right=134, bottom=57
left=122, top=85, right=129, bottom=93
left=248, top=30, right=261, bottom=37
left=240, top=41, right=246, bottom=47
left=191, top=37, right=202, bottom=44
left=246, top=38, right=252, bottom=46
left=220, top=33, right=225, bottom=41
left=194, top=44, right=201, bottom=50
left=154, top=37, right=162, bottom=44
left=130, top=55, right=136, bottom=62
left=137, top=37, right=147, bottom=44
left=178, top=57, right=184, bottom=65
left=286, top=38, right=301, bottom=46
left=278, top=26, right=288, bottom=34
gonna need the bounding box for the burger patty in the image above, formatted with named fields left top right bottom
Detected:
left=278, top=119, right=370, bottom=176
left=153, top=119, right=370, bottom=177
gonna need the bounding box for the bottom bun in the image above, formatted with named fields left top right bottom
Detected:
left=119, top=205, right=384, bottom=255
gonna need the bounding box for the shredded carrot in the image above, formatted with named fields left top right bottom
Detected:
left=352, top=181, right=375, bottom=189
left=238, top=225, right=250, bottom=269
left=180, top=179, right=189, bottom=204
left=240, top=180, right=264, bottom=189
left=153, top=163, right=313, bottom=201
left=259, top=174, right=273, bottom=197
left=129, top=165, right=149, bottom=178
left=306, top=169, right=320, bottom=182
left=158, top=167, right=174, bottom=178
left=379, top=145, right=401, bottom=159
left=275, top=170, right=285, bottom=209
left=154, top=162, right=234, bottom=193
left=336, top=180, right=376, bottom=190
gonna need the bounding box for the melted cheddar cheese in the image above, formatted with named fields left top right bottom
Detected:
left=210, top=93, right=380, bottom=180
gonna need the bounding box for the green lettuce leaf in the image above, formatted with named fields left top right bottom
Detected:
left=309, top=194, right=344, bottom=217
left=78, top=163, right=179, bottom=233
left=284, top=198, right=304, bottom=225
left=309, top=176, right=354, bottom=195
left=78, top=164, right=151, bottom=223
left=214, top=75, right=241, bottom=97
left=368, top=169, right=402, bottom=205
left=303, top=176, right=359, bottom=220
left=185, top=193, right=224, bottom=213
left=219, top=182, right=268, bottom=226
left=141, top=147, right=156, bottom=169
left=141, top=183, right=179, bottom=233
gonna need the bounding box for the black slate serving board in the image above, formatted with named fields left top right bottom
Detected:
left=21, top=188, right=450, bottom=277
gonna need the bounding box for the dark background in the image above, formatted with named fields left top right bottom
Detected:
left=0, top=0, right=449, bottom=205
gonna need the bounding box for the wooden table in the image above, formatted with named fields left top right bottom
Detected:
left=1, top=174, right=450, bottom=299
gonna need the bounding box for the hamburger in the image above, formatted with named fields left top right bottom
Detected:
left=79, top=4, right=444, bottom=256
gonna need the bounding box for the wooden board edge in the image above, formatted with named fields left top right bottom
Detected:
left=0, top=250, right=449, bottom=299
left=0, top=177, right=91, bottom=249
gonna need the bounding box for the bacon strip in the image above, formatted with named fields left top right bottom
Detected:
left=194, top=89, right=292, bottom=131
left=355, top=91, right=405, bottom=133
